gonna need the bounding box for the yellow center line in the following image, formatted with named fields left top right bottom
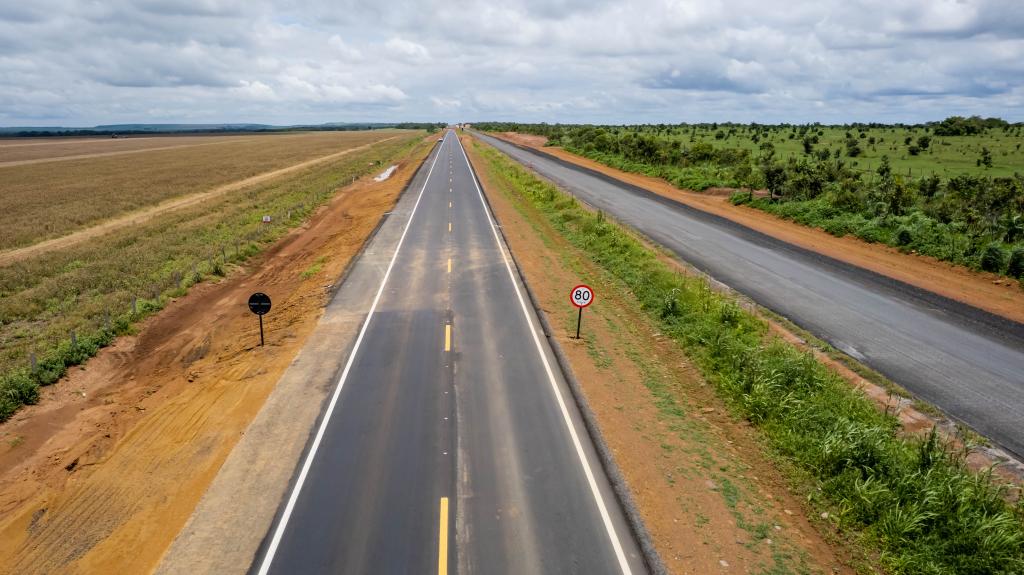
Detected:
left=444, top=324, right=451, bottom=352
left=449, top=222, right=452, bottom=232
left=447, top=258, right=452, bottom=273
left=438, top=497, right=449, bottom=575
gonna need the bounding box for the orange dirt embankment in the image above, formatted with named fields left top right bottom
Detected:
left=0, top=141, right=432, bottom=575
left=493, top=132, right=1024, bottom=325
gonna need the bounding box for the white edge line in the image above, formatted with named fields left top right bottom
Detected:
left=256, top=132, right=446, bottom=575
left=454, top=133, right=633, bottom=574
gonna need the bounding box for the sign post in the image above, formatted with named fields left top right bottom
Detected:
left=248, top=292, right=272, bottom=346
left=569, top=284, right=594, bottom=339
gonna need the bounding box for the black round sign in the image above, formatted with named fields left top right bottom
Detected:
left=248, top=292, right=272, bottom=315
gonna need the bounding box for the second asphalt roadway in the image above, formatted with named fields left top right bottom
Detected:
left=251, top=131, right=647, bottom=574
left=477, top=132, right=1024, bottom=462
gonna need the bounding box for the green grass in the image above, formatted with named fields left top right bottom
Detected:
left=0, top=134, right=424, bottom=422
left=474, top=138, right=1024, bottom=575
left=300, top=256, right=327, bottom=280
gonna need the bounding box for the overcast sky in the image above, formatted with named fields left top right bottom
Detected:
left=1, top=0, right=1022, bottom=126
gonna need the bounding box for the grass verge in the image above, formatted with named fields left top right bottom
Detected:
left=472, top=138, right=1024, bottom=575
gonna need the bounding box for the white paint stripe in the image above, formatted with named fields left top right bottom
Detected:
left=256, top=132, right=446, bottom=575
left=454, top=134, right=633, bottom=574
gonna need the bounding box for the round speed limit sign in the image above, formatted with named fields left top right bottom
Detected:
left=570, top=284, right=594, bottom=308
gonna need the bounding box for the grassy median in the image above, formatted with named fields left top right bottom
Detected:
left=471, top=138, right=1024, bottom=575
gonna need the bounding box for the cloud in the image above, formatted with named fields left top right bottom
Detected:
left=0, top=0, right=1021, bottom=125
left=384, top=37, right=431, bottom=63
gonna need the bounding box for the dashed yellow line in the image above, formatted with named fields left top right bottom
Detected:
left=444, top=324, right=451, bottom=352
left=438, top=497, right=449, bottom=575
left=447, top=258, right=452, bottom=273
left=449, top=222, right=452, bottom=232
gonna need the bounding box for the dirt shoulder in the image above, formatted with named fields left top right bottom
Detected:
left=491, top=132, right=1024, bottom=325
left=0, top=141, right=432, bottom=575
left=466, top=136, right=857, bottom=574
left=0, top=135, right=399, bottom=266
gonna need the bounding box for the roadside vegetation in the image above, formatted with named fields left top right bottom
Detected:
left=472, top=137, right=1024, bottom=574
left=477, top=118, right=1024, bottom=280
left=0, top=133, right=425, bottom=421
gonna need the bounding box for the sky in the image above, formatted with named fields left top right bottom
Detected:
left=1, top=0, right=1022, bottom=126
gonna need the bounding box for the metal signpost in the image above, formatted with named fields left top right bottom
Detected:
left=570, top=284, right=594, bottom=339
left=248, top=292, right=272, bottom=346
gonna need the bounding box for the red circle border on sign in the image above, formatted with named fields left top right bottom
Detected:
left=569, top=284, right=594, bottom=308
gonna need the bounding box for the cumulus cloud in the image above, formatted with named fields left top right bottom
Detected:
left=0, top=0, right=1021, bottom=125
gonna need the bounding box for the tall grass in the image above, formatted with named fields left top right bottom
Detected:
left=475, top=140, right=1024, bottom=574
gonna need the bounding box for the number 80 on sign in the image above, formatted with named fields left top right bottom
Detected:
left=570, top=284, right=594, bottom=308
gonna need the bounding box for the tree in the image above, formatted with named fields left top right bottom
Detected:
left=981, top=147, right=993, bottom=168
left=802, top=135, right=814, bottom=155
left=845, top=136, right=862, bottom=157
left=871, top=156, right=913, bottom=215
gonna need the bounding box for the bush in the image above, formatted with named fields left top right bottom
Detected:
left=1008, top=248, right=1024, bottom=278
left=895, top=227, right=914, bottom=246
left=980, top=243, right=1007, bottom=273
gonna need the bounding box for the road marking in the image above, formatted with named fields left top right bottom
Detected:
left=455, top=136, right=633, bottom=574
left=447, top=258, right=452, bottom=273
left=449, top=222, right=452, bottom=232
left=255, top=130, right=446, bottom=575
left=445, top=324, right=451, bottom=351
left=449, top=201, right=452, bottom=208
left=438, top=497, right=449, bottom=575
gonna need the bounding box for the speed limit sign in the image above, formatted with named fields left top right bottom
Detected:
left=570, top=284, right=594, bottom=308
left=570, top=284, right=594, bottom=339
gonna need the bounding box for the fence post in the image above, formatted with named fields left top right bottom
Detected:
left=70, top=330, right=77, bottom=347
left=132, top=296, right=137, bottom=314
left=30, top=353, right=37, bottom=373
left=105, top=309, right=111, bottom=332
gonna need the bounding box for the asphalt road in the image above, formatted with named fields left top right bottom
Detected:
left=476, top=133, right=1024, bottom=460
left=251, top=131, right=645, bottom=575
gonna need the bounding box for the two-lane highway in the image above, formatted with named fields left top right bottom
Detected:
left=252, top=131, right=645, bottom=574
left=477, top=132, right=1024, bottom=461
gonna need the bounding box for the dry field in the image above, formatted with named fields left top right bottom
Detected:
left=0, top=135, right=256, bottom=165
left=0, top=130, right=424, bottom=421
left=0, top=130, right=409, bottom=251
left=0, top=141, right=435, bottom=574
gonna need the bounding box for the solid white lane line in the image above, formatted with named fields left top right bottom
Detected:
left=256, top=132, right=446, bottom=575
left=454, top=136, right=633, bottom=574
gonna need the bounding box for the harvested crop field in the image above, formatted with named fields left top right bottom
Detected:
left=0, top=142, right=433, bottom=574
left=0, top=130, right=410, bottom=251
left=0, top=131, right=425, bottom=423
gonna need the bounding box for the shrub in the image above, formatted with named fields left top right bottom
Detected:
left=1007, top=248, right=1024, bottom=278
left=895, top=227, right=914, bottom=246
left=980, top=243, right=1007, bottom=273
